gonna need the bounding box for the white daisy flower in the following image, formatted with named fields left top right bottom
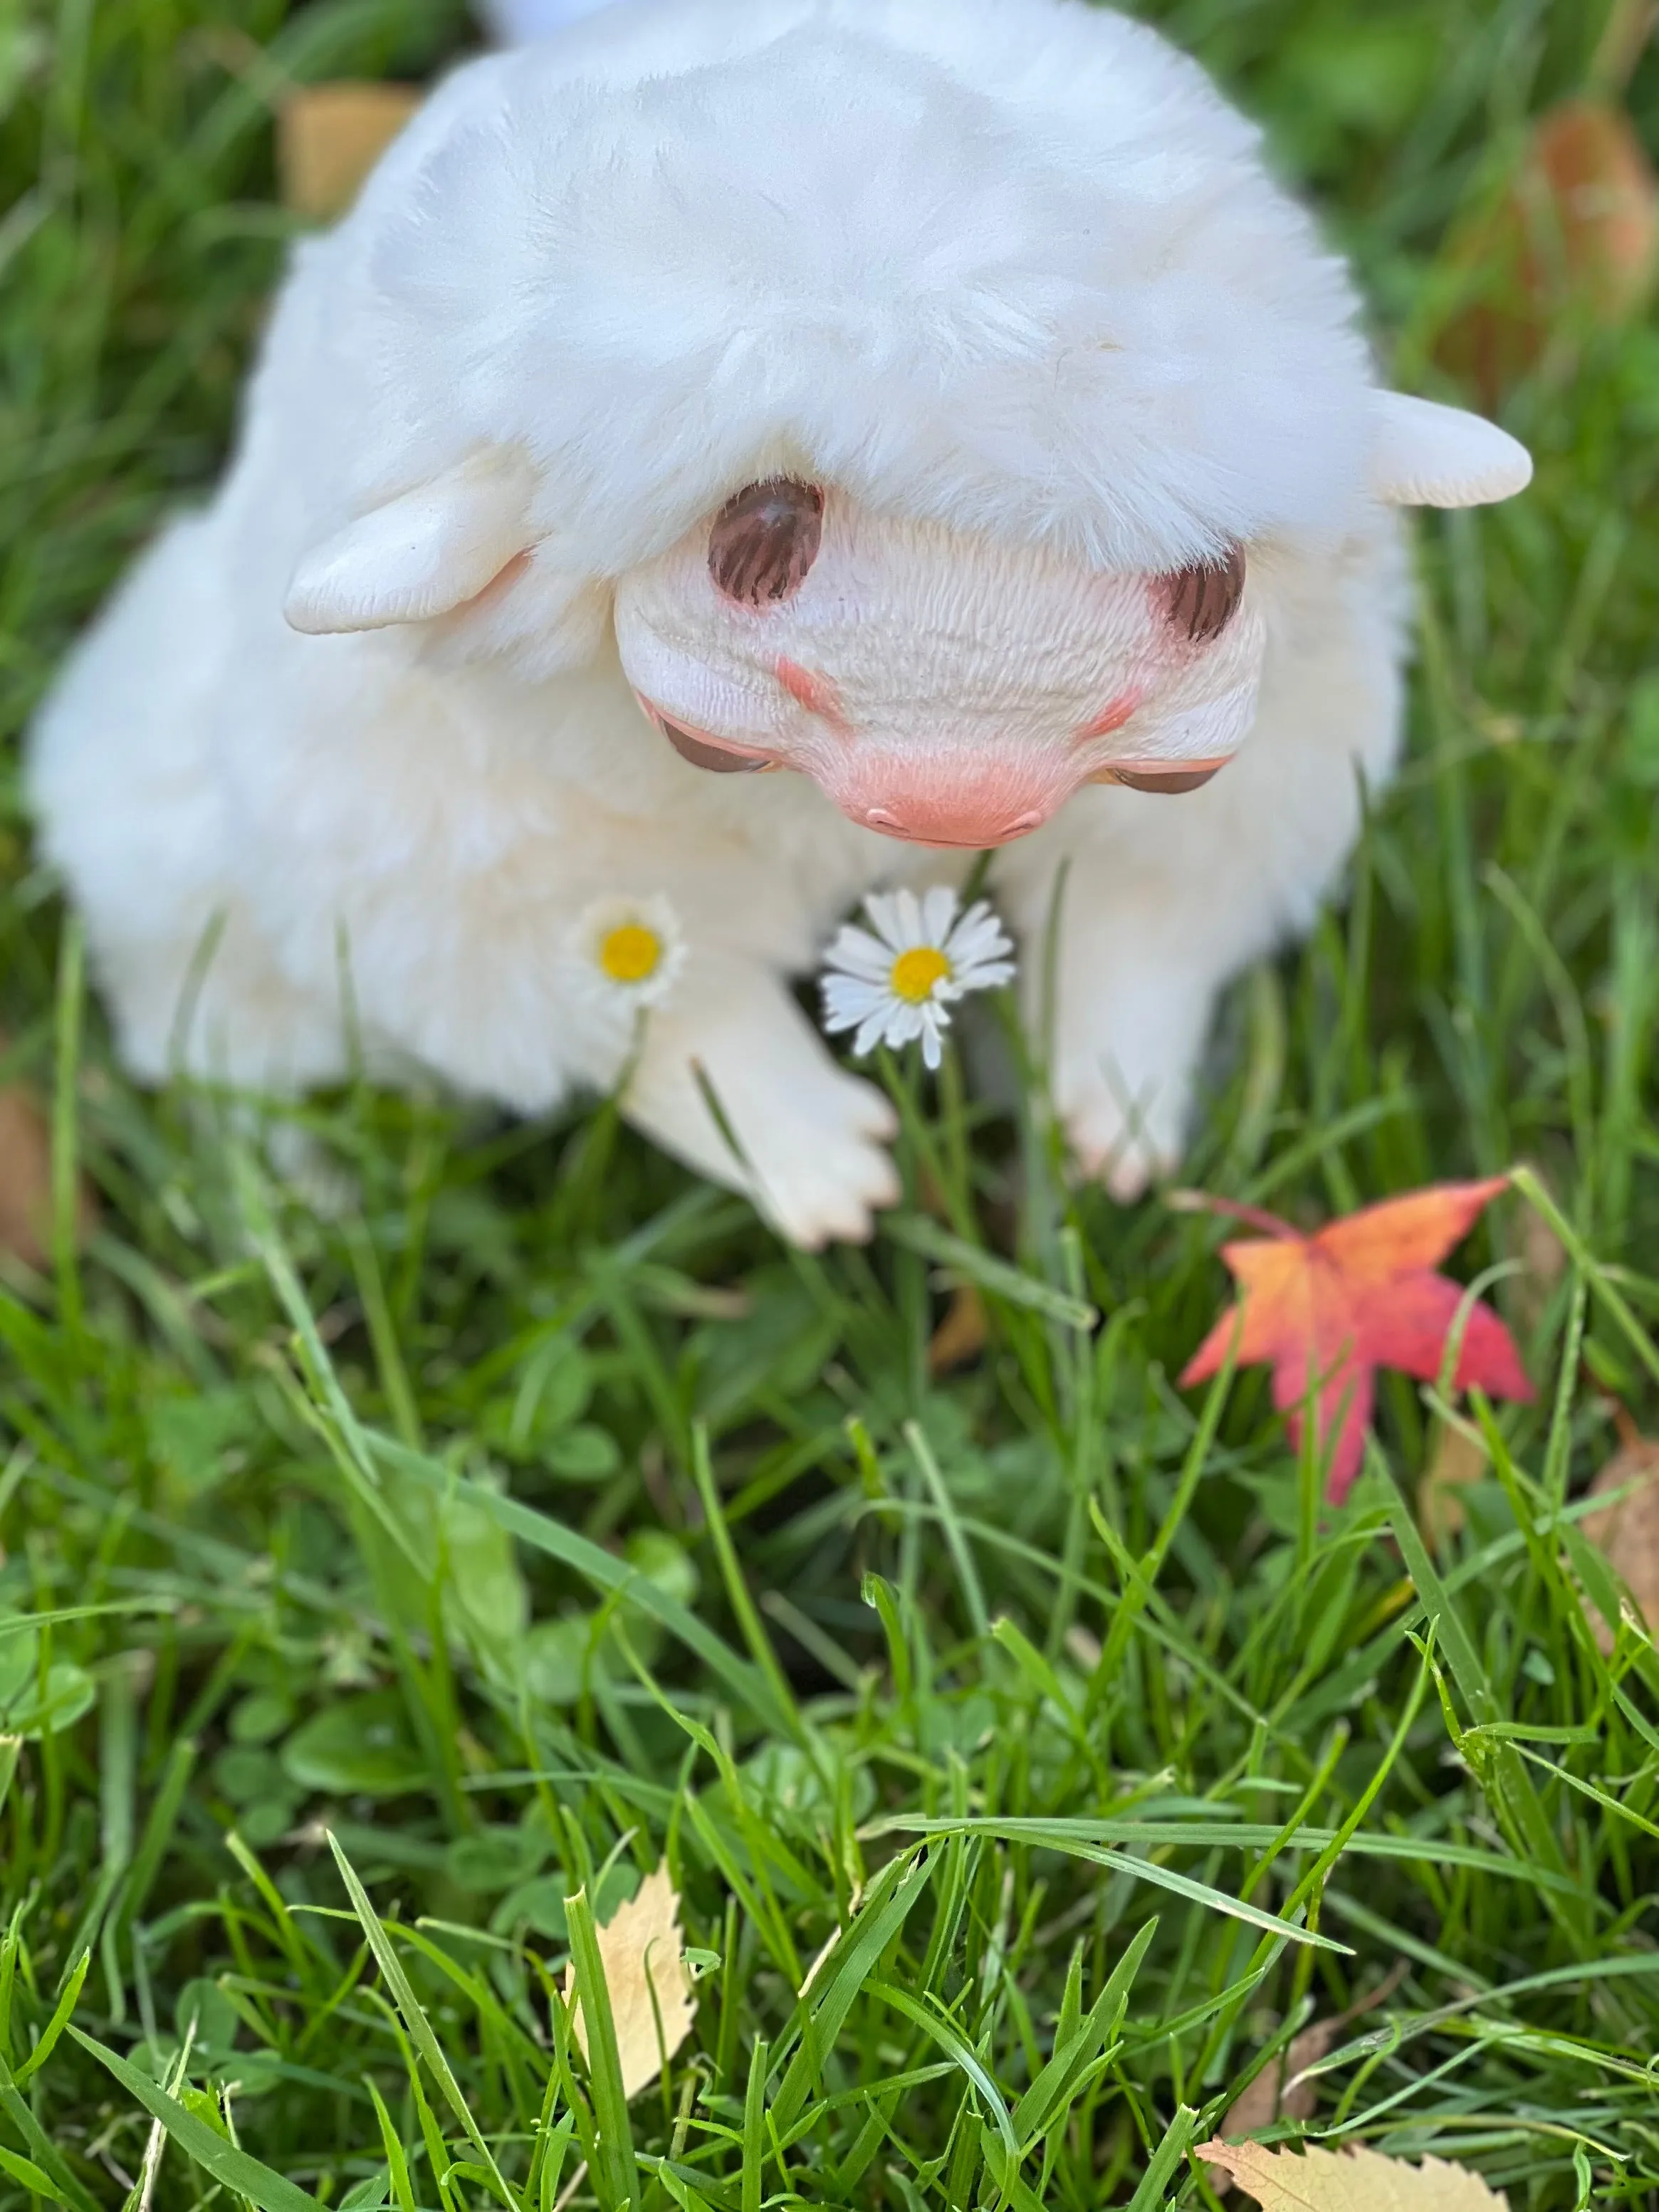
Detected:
left=570, top=895, right=686, bottom=1014
left=820, top=886, right=1015, bottom=1071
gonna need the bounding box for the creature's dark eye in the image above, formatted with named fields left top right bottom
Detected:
left=656, top=713, right=770, bottom=774
left=708, top=479, right=825, bottom=608
left=1110, top=762, right=1225, bottom=795
left=1156, top=544, right=1246, bottom=645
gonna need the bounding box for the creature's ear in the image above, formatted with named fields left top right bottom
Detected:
left=284, top=451, right=537, bottom=634
left=1368, top=391, right=1532, bottom=508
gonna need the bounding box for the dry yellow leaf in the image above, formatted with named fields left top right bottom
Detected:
left=1581, top=1433, right=1659, bottom=1650
left=277, top=83, right=424, bottom=222
left=1198, top=2141, right=1507, bottom=2212
left=562, top=1865, right=695, bottom=2099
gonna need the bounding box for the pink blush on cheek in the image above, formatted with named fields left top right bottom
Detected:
left=775, top=656, right=852, bottom=735
left=1075, top=691, right=1141, bottom=744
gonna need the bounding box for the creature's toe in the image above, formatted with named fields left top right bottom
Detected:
left=1059, top=1077, right=1186, bottom=1205
left=759, top=1131, right=901, bottom=1249
left=629, top=1027, right=900, bottom=1248
left=847, top=1081, right=901, bottom=1145
left=1100, top=1143, right=1168, bottom=1206
left=745, top=1074, right=901, bottom=1247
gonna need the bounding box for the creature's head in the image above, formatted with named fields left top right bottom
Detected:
left=281, top=0, right=1532, bottom=846
left=613, top=481, right=1264, bottom=845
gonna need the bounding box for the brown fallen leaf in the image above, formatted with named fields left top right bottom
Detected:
left=0, top=1063, right=97, bottom=1270
left=0, top=1084, right=54, bottom=1269
left=1199, top=2141, right=1507, bottom=2212
left=1438, top=98, right=1659, bottom=405
left=1509, top=1164, right=1567, bottom=1337
left=928, top=1281, right=987, bottom=1374
left=1531, top=101, right=1659, bottom=316
left=277, top=83, right=424, bottom=222
left=1581, top=1431, right=1659, bottom=1650
left=1206, top=1966, right=1408, bottom=2189
left=1210, top=2018, right=1343, bottom=2159
left=1418, top=1425, right=1488, bottom=1550
left=562, top=1865, right=695, bottom=2099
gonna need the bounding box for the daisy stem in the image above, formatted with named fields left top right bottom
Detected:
left=960, top=849, right=995, bottom=907
left=936, top=1041, right=978, bottom=1240
left=877, top=1047, right=968, bottom=1241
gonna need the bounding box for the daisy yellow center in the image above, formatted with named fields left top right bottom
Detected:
left=599, top=923, right=663, bottom=983
left=890, top=946, right=951, bottom=1003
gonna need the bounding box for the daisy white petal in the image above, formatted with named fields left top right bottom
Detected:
left=861, top=892, right=911, bottom=953
left=951, top=903, right=1012, bottom=961
left=966, top=967, right=1017, bottom=998
left=859, top=1000, right=920, bottom=1054
left=891, top=887, right=926, bottom=949
left=817, top=883, right=1018, bottom=1065
left=853, top=1006, right=894, bottom=1057
left=823, top=975, right=886, bottom=1032
left=954, top=922, right=1013, bottom=965
left=954, top=950, right=1017, bottom=990
left=822, top=925, right=894, bottom=983
left=919, top=884, right=959, bottom=944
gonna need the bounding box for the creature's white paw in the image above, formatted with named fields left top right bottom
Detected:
left=743, top=1073, right=900, bottom=1249
left=624, top=965, right=904, bottom=1249
left=1056, top=1069, right=1186, bottom=1204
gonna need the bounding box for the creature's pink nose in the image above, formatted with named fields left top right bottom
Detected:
left=862, top=799, right=1051, bottom=848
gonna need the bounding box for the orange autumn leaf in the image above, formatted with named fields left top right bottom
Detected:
left=1179, top=1179, right=1533, bottom=1502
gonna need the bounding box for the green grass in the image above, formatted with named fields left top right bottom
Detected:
left=4, top=0, right=1659, bottom=2205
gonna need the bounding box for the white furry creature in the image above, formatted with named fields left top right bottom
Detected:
left=27, top=0, right=1532, bottom=1247
left=476, top=0, right=617, bottom=41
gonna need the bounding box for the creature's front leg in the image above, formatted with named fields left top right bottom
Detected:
left=624, top=950, right=899, bottom=1248
left=1000, top=728, right=1388, bottom=1195
left=1000, top=850, right=1224, bottom=1200
left=995, top=548, right=1405, bottom=1197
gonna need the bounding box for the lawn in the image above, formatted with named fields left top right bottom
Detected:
left=3, top=0, right=1659, bottom=2206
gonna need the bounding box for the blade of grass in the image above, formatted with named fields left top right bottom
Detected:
left=563, top=1882, right=642, bottom=2212
left=70, top=2029, right=325, bottom=2211
left=325, top=1833, right=511, bottom=2198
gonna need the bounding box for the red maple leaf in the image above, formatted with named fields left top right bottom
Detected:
left=1178, top=1177, right=1534, bottom=1502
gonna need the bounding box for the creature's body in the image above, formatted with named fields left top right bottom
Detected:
left=28, top=0, right=1529, bottom=1245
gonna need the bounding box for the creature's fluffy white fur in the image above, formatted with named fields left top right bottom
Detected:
left=27, top=0, right=1529, bottom=1244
